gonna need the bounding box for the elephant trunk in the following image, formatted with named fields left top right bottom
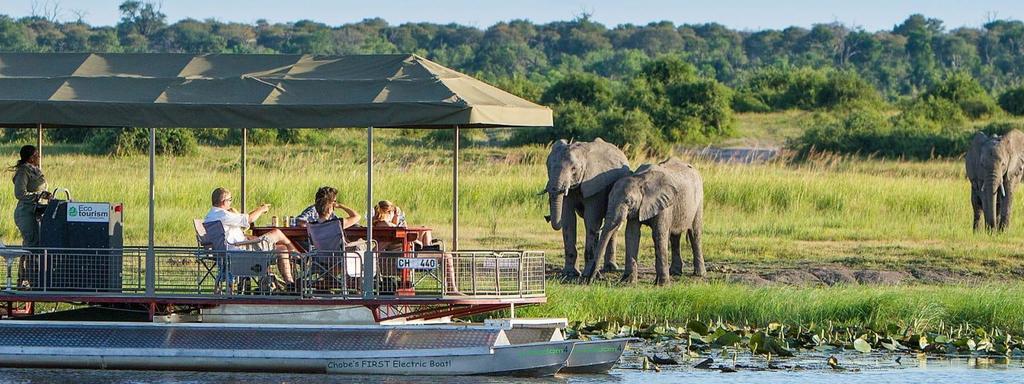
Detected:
left=590, top=209, right=626, bottom=277
left=548, top=190, right=566, bottom=230
left=982, top=176, right=1001, bottom=231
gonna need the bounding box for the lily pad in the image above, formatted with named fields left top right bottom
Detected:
left=714, top=331, right=742, bottom=347
left=687, top=320, right=709, bottom=336
left=854, top=338, right=872, bottom=353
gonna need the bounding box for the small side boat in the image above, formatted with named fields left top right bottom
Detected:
left=0, top=321, right=573, bottom=376
left=562, top=338, right=638, bottom=374
left=484, top=318, right=637, bottom=374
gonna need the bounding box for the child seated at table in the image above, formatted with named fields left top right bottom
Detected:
left=373, top=200, right=459, bottom=294
left=373, top=200, right=435, bottom=248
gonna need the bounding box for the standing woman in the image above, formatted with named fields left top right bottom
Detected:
left=11, top=145, right=49, bottom=246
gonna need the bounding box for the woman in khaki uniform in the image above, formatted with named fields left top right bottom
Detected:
left=11, top=145, right=49, bottom=246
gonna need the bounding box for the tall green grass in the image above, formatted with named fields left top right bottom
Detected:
left=0, top=129, right=1020, bottom=275
left=522, top=282, right=1024, bottom=332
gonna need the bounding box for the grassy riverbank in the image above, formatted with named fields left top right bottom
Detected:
left=1, top=128, right=1020, bottom=280
left=524, top=282, right=1024, bottom=333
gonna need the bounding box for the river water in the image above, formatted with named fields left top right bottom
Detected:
left=0, top=357, right=1020, bottom=384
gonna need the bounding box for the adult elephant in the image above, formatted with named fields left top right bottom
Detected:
left=585, top=158, right=705, bottom=285
left=967, top=129, right=1024, bottom=232
left=544, top=138, right=631, bottom=279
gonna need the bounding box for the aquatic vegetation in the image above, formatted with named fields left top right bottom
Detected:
left=521, top=282, right=1024, bottom=357
left=565, top=312, right=1024, bottom=358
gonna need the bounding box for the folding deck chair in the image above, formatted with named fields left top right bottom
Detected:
left=306, top=220, right=376, bottom=294
left=201, top=220, right=277, bottom=295
left=192, top=219, right=222, bottom=294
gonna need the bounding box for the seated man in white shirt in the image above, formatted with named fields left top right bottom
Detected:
left=204, top=187, right=299, bottom=288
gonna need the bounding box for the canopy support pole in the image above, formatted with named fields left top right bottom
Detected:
left=146, top=127, right=155, bottom=296
left=363, top=126, right=375, bottom=298
left=452, top=125, right=459, bottom=251
left=241, top=128, right=247, bottom=213
left=35, top=124, right=42, bottom=170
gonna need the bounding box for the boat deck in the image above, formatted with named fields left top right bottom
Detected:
left=0, top=246, right=546, bottom=321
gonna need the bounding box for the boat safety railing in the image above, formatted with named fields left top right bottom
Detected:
left=0, top=246, right=545, bottom=300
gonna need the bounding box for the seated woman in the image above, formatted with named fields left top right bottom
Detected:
left=373, top=200, right=434, bottom=247
left=373, top=200, right=459, bottom=294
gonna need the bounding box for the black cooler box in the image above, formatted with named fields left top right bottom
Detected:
left=38, top=200, right=124, bottom=291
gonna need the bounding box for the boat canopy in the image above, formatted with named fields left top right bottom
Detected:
left=0, top=52, right=553, bottom=298
left=0, top=53, right=552, bottom=129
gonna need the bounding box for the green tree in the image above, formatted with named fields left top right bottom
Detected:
left=117, top=1, right=166, bottom=38
left=895, top=14, right=943, bottom=92
left=0, top=16, right=33, bottom=51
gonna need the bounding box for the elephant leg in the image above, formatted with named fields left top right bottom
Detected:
left=999, top=185, right=1015, bottom=232
left=619, top=219, right=641, bottom=284
left=972, top=190, right=983, bottom=232
left=559, top=195, right=581, bottom=280
left=581, top=198, right=605, bottom=280
left=690, top=210, right=706, bottom=277
left=688, top=230, right=706, bottom=277
left=651, top=221, right=671, bottom=286
left=669, top=233, right=683, bottom=276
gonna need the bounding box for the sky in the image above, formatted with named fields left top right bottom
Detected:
left=1, top=0, right=1021, bottom=31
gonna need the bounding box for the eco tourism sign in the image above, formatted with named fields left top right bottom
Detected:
left=67, top=203, right=111, bottom=223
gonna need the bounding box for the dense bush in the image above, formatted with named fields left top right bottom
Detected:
left=540, top=73, right=614, bottom=107
left=510, top=101, right=670, bottom=156
left=1, top=128, right=37, bottom=143
left=621, top=56, right=735, bottom=141
left=731, top=93, right=772, bottom=113
left=423, top=128, right=489, bottom=147
left=512, top=56, right=733, bottom=150
left=789, top=100, right=974, bottom=160
left=998, top=87, right=1024, bottom=116
left=978, top=120, right=1024, bottom=136
left=599, top=108, right=669, bottom=156
left=924, top=72, right=1002, bottom=119
left=88, top=128, right=198, bottom=156
left=789, top=70, right=1014, bottom=160
left=192, top=128, right=233, bottom=145
left=733, top=66, right=881, bottom=112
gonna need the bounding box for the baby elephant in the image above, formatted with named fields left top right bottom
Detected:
left=583, top=158, right=705, bottom=285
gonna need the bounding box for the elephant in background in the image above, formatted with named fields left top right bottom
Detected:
left=586, top=158, right=705, bottom=285
left=966, top=129, right=1024, bottom=232
left=545, top=138, right=631, bottom=279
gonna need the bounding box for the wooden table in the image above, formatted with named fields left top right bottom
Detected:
left=251, top=225, right=433, bottom=295
left=250, top=225, right=431, bottom=253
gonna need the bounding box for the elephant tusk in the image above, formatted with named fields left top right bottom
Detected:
left=564, top=188, right=570, bottom=197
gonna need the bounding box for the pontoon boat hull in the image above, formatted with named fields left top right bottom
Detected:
left=0, top=321, right=572, bottom=376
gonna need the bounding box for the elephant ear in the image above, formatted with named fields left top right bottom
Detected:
left=580, top=141, right=632, bottom=198
left=638, top=162, right=687, bottom=222
left=1007, top=132, right=1024, bottom=182
left=966, top=132, right=989, bottom=182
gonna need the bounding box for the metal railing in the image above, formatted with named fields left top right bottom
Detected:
left=0, top=246, right=545, bottom=300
